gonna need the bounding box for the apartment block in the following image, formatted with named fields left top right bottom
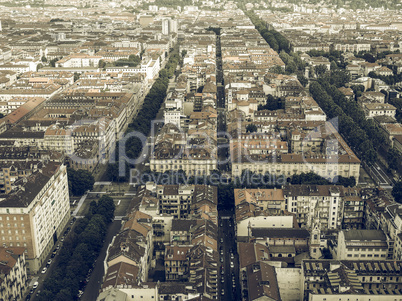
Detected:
left=0, top=247, right=27, bottom=301
left=0, top=163, right=70, bottom=273
left=337, top=230, right=388, bottom=260
left=302, top=259, right=402, bottom=301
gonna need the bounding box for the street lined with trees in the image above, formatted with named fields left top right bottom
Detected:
left=37, top=196, right=115, bottom=301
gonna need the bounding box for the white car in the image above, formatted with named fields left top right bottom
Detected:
left=33, top=282, right=39, bottom=289
left=41, top=267, right=47, bottom=274
left=47, top=259, right=52, bottom=265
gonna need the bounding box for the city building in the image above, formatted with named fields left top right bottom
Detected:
left=337, top=229, right=389, bottom=260
left=0, top=247, right=27, bottom=301
left=0, top=163, right=70, bottom=273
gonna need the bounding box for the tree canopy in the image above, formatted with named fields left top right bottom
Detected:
left=37, top=195, right=115, bottom=301
left=67, top=168, right=95, bottom=196
left=392, top=181, right=402, bottom=204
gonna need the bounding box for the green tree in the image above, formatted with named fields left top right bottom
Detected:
left=98, top=60, right=106, bottom=69
left=315, top=64, right=327, bottom=77
left=269, top=65, right=285, bottom=74
left=297, top=73, right=308, bottom=87
left=128, top=54, right=141, bottom=65
left=67, top=168, right=95, bottom=196
left=94, top=195, right=116, bottom=224
left=73, top=72, right=80, bottom=82
left=387, top=147, right=401, bottom=170
left=363, top=53, right=376, bottom=63
left=259, top=95, right=284, bottom=111
left=392, top=181, right=402, bottom=204
left=285, top=61, right=297, bottom=74
left=246, top=124, right=257, bottom=133
left=50, top=57, right=59, bottom=67
left=41, top=56, right=47, bottom=62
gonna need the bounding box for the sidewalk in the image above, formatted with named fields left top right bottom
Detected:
left=72, top=192, right=88, bottom=216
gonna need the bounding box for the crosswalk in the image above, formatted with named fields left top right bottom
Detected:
left=73, top=215, right=124, bottom=221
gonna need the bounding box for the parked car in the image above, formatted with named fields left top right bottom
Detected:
left=25, top=295, right=31, bottom=301
left=41, top=267, right=47, bottom=274
left=33, top=282, right=38, bottom=289
left=47, top=259, right=52, bottom=265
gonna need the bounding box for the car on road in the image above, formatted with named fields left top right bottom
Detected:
left=221, top=289, right=225, bottom=295
left=25, top=295, right=31, bottom=301
left=220, top=257, right=223, bottom=263
left=30, top=289, right=34, bottom=294
left=56, top=244, right=60, bottom=250
left=230, top=261, right=234, bottom=268
left=230, top=253, right=234, bottom=259
left=33, top=282, right=38, bottom=289
left=220, top=238, right=223, bottom=243
left=47, top=259, right=52, bottom=265
left=41, top=267, right=47, bottom=274
left=77, top=290, right=84, bottom=298
left=60, top=237, right=65, bottom=242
